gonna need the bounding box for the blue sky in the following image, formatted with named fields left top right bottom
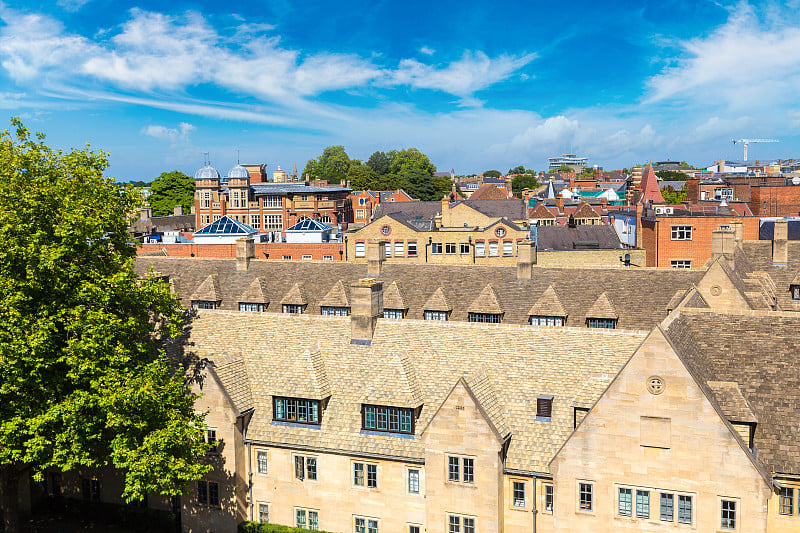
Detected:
left=1, top=0, right=799, bottom=181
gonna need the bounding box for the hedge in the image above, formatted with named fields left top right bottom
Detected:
left=239, top=521, right=339, bottom=533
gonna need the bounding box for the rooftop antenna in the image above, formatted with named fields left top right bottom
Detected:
left=236, top=148, right=240, bottom=165
left=203, top=152, right=210, bottom=167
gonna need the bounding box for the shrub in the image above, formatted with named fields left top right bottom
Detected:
left=239, top=521, right=339, bottom=533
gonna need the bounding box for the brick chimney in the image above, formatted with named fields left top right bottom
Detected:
left=235, top=236, right=255, bottom=272
left=711, top=228, right=735, bottom=261
left=516, top=239, right=537, bottom=279
left=555, top=196, right=564, bottom=214
left=350, top=278, right=383, bottom=345
left=173, top=205, right=183, bottom=216
left=773, top=218, right=788, bottom=265
left=366, top=239, right=385, bottom=276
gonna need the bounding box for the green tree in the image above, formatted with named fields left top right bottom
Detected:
left=346, top=162, right=374, bottom=190
left=512, top=174, right=541, bottom=198
left=432, top=175, right=464, bottom=199
left=661, top=185, right=687, bottom=205
left=302, top=145, right=352, bottom=184
left=365, top=151, right=390, bottom=176
left=557, top=164, right=573, bottom=173
left=581, top=167, right=596, bottom=177
left=622, top=168, right=629, bottom=174
left=508, top=165, right=526, bottom=175
left=656, top=170, right=688, bottom=181
left=387, top=148, right=437, bottom=177
left=0, top=119, right=210, bottom=533
left=406, top=167, right=438, bottom=201
left=483, top=170, right=502, bottom=178
left=148, top=170, right=194, bottom=216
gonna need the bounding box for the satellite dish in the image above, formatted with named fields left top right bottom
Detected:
left=792, top=177, right=800, bottom=185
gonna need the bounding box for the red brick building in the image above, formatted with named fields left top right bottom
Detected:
left=193, top=163, right=353, bottom=234
left=139, top=242, right=344, bottom=260
left=350, top=189, right=414, bottom=225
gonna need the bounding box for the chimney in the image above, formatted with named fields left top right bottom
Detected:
left=173, top=205, right=183, bottom=216
left=635, top=202, right=644, bottom=249
left=516, top=239, right=536, bottom=279
left=730, top=220, right=744, bottom=244
left=434, top=214, right=443, bottom=229
left=366, top=239, right=385, bottom=276
left=350, top=278, right=383, bottom=345
left=140, top=205, right=153, bottom=221
left=711, top=228, right=735, bottom=261
left=235, top=236, right=255, bottom=271
left=556, top=196, right=564, bottom=213
left=719, top=159, right=726, bottom=173
left=773, top=218, right=788, bottom=265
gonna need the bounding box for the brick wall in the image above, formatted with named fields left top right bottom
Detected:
left=749, top=185, right=800, bottom=216
left=646, top=216, right=759, bottom=268
left=138, top=242, right=344, bottom=260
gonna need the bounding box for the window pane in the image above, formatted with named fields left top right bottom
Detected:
left=296, top=509, right=306, bottom=528
left=636, top=490, right=650, bottom=518
left=779, top=487, right=794, bottom=515
left=309, top=511, right=319, bottom=530
left=408, top=470, right=419, bottom=493
left=368, top=520, right=378, bottom=533
left=545, top=484, right=554, bottom=512
left=355, top=518, right=366, bottom=533
left=354, top=463, right=364, bottom=486
left=400, top=410, right=412, bottom=433
left=618, top=488, right=632, bottom=516
left=579, top=483, right=593, bottom=511
left=678, top=495, right=692, bottom=524
left=257, top=451, right=268, bottom=474
left=513, top=481, right=525, bottom=507
left=660, top=493, right=674, bottom=521
left=448, top=456, right=460, bottom=482
left=448, top=515, right=460, bottom=533
left=306, top=458, right=317, bottom=480
left=258, top=503, right=270, bottom=523
left=462, top=458, right=474, bottom=483
left=463, top=518, right=475, bottom=533
left=209, top=482, right=219, bottom=506
left=295, top=456, right=304, bottom=480
left=365, top=407, right=376, bottom=429
left=721, top=500, right=736, bottom=529
left=367, top=464, right=377, bottom=488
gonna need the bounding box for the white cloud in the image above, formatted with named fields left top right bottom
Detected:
left=419, top=46, right=435, bottom=56
left=56, top=0, right=92, bottom=12
left=142, top=122, right=195, bottom=144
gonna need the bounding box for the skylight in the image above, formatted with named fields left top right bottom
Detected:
left=194, top=215, right=257, bottom=235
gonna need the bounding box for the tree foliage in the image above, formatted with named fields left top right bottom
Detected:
left=0, top=119, right=210, bottom=532
left=511, top=174, right=541, bottom=198
left=656, top=170, right=689, bottom=181
left=662, top=185, right=687, bottom=205
left=483, top=170, right=501, bottom=178
left=148, top=170, right=194, bottom=216
left=302, top=145, right=352, bottom=184
left=557, top=164, right=573, bottom=173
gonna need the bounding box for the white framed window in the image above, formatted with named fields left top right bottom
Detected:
left=394, top=242, right=404, bottom=256
left=721, top=499, right=737, bottom=529
left=424, top=310, right=448, bottom=321
left=264, top=214, right=283, bottom=230
left=383, top=308, right=405, bottom=319
left=356, top=209, right=367, bottom=219
left=213, top=214, right=221, bottom=221
left=475, top=242, right=485, bottom=257
left=239, top=302, right=264, bottom=312
left=671, top=225, right=692, bottom=240
left=431, top=243, right=443, bottom=254
left=321, top=306, right=349, bottom=316
left=503, top=241, right=513, bottom=256
left=408, top=525, right=422, bottom=533
left=323, top=255, right=333, bottom=260
left=408, top=242, right=418, bottom=257
left=447, top=514, right=475, bottom=533
left=302, top=255, right=312, bottom=260
left=544, top=483, right=554, bottom=513
left=354, top=516, right=379, bottom=533
left=256, top=451, right=268, bottom=474
left=258, top=502, right=270, bottom=523
left=202, top=191, right=210, bottom=208
left=408, top=469, right=420, bottom=494
left=384, top=241, right=391, bottom=257
left=192, top=300, right=217, bottom=310
left=678, top=494, right=693, bottom=524
left=353, top=462, right=378, bottom=488
left=488, top=242, right=499, bottom=257
left=445, top=242, right=457, bottom=254
left=320, top=215, right=332, bottom=224
left=447, top=455, right=474, bottom=483
left=530, top=315, right=564, bottom=326
left=250, top=214, right=260, bottom=228
left=578, top=481, right=593, bottom=511
left=282, top=255, right=292, bottom=260
left=355, top=242, right=365, bottom=258
left=670, top=259, right=692, bottom=268
left=293, top=455, right=317, bottom=481
left=513, top=480, right=526, bottom=507
left=296, top=508, right=319, bottom=530
left=779, top=487, right=794, bottom=515
left=263, top=195, right=282, bottom=208
left=282, top=304, right=303, bottom=314
left=460, top=243, right=470, bottom=254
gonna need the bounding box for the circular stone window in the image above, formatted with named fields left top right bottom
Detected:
left=495, top=227, right=506, bottom=238
left=380, top=225, right=391, bottom=236
left=646, top=376, right=665, bottom=395
left=710, top=285, right=722, bottom=297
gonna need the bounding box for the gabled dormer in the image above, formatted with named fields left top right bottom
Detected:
left=191, top=274, right=222, bottom=310
left=467, top=284, right=503, bottom=324
left=529, top=284, right=567, bottom=326
left=422, top=287, right=452, bottom=321
left=238, top=277, right=268, bottom=312
left=585, top=292, right=617, bottom=328
left=280, top=283, right=307, bottom=314
left=318, top=280, right=350, bottom=317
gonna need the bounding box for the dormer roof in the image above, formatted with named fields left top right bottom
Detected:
left=586, top=292, right=618, bottom=319
left=423, top=287, right=452, bottom=312
left=319, top=280, right=350, bottom=308
left=270, top=348, right=331, bottom=399
left=383, top=281, right=408, bottom=310
left=528, top=285, right=567, bottom=317
left=239, top=277, right=269, bottom=304
left=468, top=284, right=503, bottom=314
left=280, top=283, right=308, bottom=306
left=360, top=353, right=424, bottom=408
left=190, top=274, right=221, bottom=302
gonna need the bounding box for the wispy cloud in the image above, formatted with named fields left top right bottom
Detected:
left=141, top=122, right=195, bottom=144
left=419, top=46, right=435, bottom=56
left=56, top=0, right=92, bottom=12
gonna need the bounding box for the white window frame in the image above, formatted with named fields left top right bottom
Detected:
left=323, top=255, right=333, bottom=260
left=670, top=259, right=692, bottom=269
left=408, top=242, right=418, bottom=257
left=407, top=468, right=420, bottom=494
left=256, top=450, right=268, bottom=474
left=355, top=242, right=365, bottom=258
left=445, top=242, right=457, bottom=254
left=512, top=479, right=526, bottom=508
left=502, top=241, right=513, bottom=256
left=671, top=225, right=692, bottom=240
left=446, top=455, right=475, bottom=484
left=250, top=214, right=260, bottom=228
left=578, top=481, right=594, bottom=512
left=354, top=516, right=379, bottom=533
left=263, top=195, right=282, bottom=208
left=460, top=243, right=470, bottom=254
left=264, top=214, right=283, bottom=230
left=394, top=242, right=404, bottom=257
left=488, top=242, right=499, bottom=257
left=447, top=514, right=475, bottom=533
left=258, top=502, right=270, bottom=524
left=431, top=243, right=443, bottom=254
left=302, top=255, right=313, bottom=260
left=424, top=310, right=448, bottom=321
left=295, top=507, right=319, bottom=530
left=475, top=242, right=485, bottom=257
left=355, top=209, right=367, bottom=219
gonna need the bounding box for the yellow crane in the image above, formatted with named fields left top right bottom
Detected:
left=732, top=138, right=778, bottom=161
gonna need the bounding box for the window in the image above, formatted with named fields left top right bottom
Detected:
left=488, top=242, right=499, bottom=256
left=513, top=481, right=526, bottom=507
left=321, top=306, right=349, bottom=316
left=205, top=429, right=217, bottom=448
left=362, top=405, right=413, bottom=433
left=274, top=397, right=320, bottom=424
left=721, top=499, right=736, bottom=529
left=354, top=517, right=379, bottom=533
left=394, top=242, right=404, bottom=256
left=263, top=195, right=282, bottom=208
left=447, top=456, right=474, bottom=483
left=587, top=318, right=616, bottom=329
left=294, top=456, right=317, bottom=481
left=282, top=304, right=303, bottom=314
left=408, top=242, right=417, bottom=257
left=503, top=241, right=513, bottom=256
left=671, top=225, right=692, bottom=240
left=355, top=242, right=365, bottom=258
left=660, top=493, right=674, bottom=521
left=791, top=285, right=800, bottom=301
left=385, top=242, right=391, bottom=257
left=460, top=243, right=470, bottom=254
left=445, top=242, right=457, bottom=254
left=579, top=482, right=593, bottom=511
left=432, top=243, right=443, bottom=254
left=321, top=215, right=333, bottom=224
left=530, top=315, right=564, bottom=326
left=258, top=503, right=270, bottom=523
left=323, top=255, right=333, bottom=260
left=408, top=469, right=420, bottom=494
left=670, top=260, right=692, bottom=268
left=282, top=255, right=292, bottom=260
left=383, top=309, right=405, bottom=319
left=636, top=490, right=650, bottom=519
left=353, top=463, right=377, bottom=488
left=213, top=214, right=221, bottom=221
left=250, top=214, right=260, bottom=228
left=192, top=300, right=217, bottom=310
left=257, top=451, right=268, bottom=474
left=424, top=310, right=448, bottom=321
left=468, top=312, right=502, bottom=323
left=779, top=487, right=794, bottom=515
left=197, top=481, right=219, bottom=506
left=448, top=515, right=475, bottom=533
left=302, top=255, right=312, bottom=260
left=356, top=209, right=367, bottom=219
left=264, top=214, right=283, bottom=230
left=409, top=526, right=421, bottom=533
left=544, top=483, right=554, bottom=512
left=536, top=396, right=553, bottom=419
left=81, top=478, right=100, bottom=502
left=475, top=242, right=485, bottom=257
left=618, top=488, right=632, bottom=516
left=202, top=191, right=210, bottom=208
left=300, top=194, right=309, bottom=201
left=239, top=302, right=264, bottom=312
left=678, top=495, right=693, bottom=524
left=296, top=508, right=319, bottom=530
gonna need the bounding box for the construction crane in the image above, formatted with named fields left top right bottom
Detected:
left=732, top=138, right=778, bottom=161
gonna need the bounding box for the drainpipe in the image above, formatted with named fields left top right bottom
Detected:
left=425, top=235, right=432, bottom=263
left=469, top=235, right=475, bottom=264
left=247, top=441, right=253, bottom=521
left=343, top=236, right=348, bottom=261
left=532, top=476, right=537, bottom=533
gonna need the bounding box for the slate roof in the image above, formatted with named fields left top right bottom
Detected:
left=209, top=355, right=254, bottom=414
left=188, top=312, right=646, bottom=472
left=372, top=199, right=528, bottom=222
left=134, top=258, right=705, bottom=330
left=665, top=310, right=800, bottom=475
left=732, top=241, right=800, bottom=312
left=759, top=220, right=800, bottom=241
left=585, top=292, right=618, bottom=319
left=536, top=225, right=623, bottom=251
left=528, top=285, right=567, bottom=317
left=382, top=281, right=408, bottom=310
left=250, top=184, right=352, bottom=195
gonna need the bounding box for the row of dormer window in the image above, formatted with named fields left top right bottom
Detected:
left=272, top=396, right=416, bottom=435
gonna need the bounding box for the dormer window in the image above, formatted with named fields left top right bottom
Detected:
left=239, top=302, right=264, bottom=312
left=192, top=300, right=218, bottom=310
left=362, top=404, right=414, bottom=434
left=283, top=304, right=304, bottom=314
left=274, top=397, right=321, bottom=425
left=468, top=312, right=502, bottom=323
left=587, top=318, right=616, bottom=329
left=792, top=285, right=800, bottom=301
left=321, top=306, right=349, bottom=316
left=536, top=395, right=553, bottom=421
left=424, top=310, right=448, bottom=321
left=530, top=315, right=564, bottom=327
left=383, top=309, right=406, bottom=319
